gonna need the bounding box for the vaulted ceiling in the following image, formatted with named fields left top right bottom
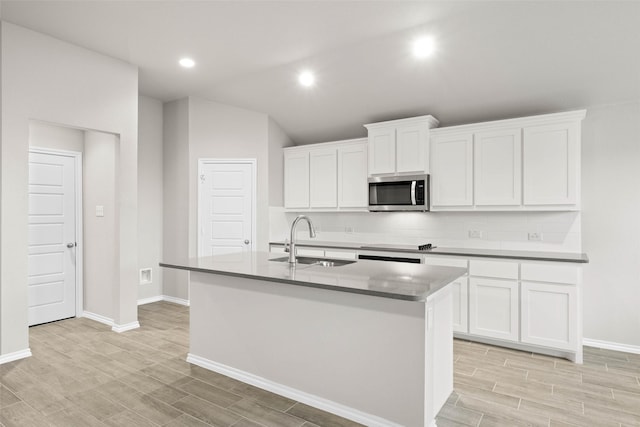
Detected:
left=2, top=1, right=639, bottom=144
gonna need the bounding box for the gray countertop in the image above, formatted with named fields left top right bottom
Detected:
left=160, top=251, right=467, bottom=302
left=269, top=240, right=589, bottom=263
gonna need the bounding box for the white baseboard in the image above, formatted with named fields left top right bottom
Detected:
left=583, top=338, right=640, bottom=355
left=137, top=295, right=190, bottom=307
left=112, top=321, right=140, bottom=333
left=82, top=311, right=140, bottom=333
left=186, top=353, right=403, bottom=427
left=137, top=295, right=164, bottom=306
left=0, top=348, right=32, bottom=365
left=82, top=311, right=114, bottom=327
left=161, top=295, right=190, bottom=306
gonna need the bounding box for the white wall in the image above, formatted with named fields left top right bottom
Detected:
left=268, top=117, right=294, bottom=207
left=83, top=131, right=118, bottom=319
left=1, top=22, right=138, bottom=357
left=162, top=98, right=190, bottom=301
left=138, top=96, right=163, bottom=302
left=162, top=96, right=272, bottom=300
left=29, top=121, right=85, bottom=152
left=187, top=97, right=270, bottom=255
left=581, top=100, right=640, bottom=348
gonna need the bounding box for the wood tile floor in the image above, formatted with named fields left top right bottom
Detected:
left=438, top=339, right=640, bottom=426
left=0, top=301, right=638, bottom=426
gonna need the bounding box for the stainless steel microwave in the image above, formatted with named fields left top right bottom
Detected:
left=368, top=174, right=430, bottom=212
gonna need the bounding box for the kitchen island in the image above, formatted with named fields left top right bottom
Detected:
left=161, top=252, right=467, bottom=427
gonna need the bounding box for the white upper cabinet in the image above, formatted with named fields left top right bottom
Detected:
left=309, top=147, right=337, bottom=208
left=474, top=128, right=522, bottom=206
left=365, top=115, right=439, bottom=176
left=284, top=139, right=368, bottom=211
left=337, top=142, right=368, bottom=208
left=523, top=121, right=579, bottom=206
left=396, top=123, right=429, bottom=173
left=367, top=127, right=396, bottom=175
left=430, top=132, right=474, bottom=207
left=284, top=150, right=309, bottom=208
left=430, top=110, right=585, bottom=211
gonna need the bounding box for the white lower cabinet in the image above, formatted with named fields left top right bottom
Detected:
left=469, top=277, right=519, bottom=342
left=521, top=281, right=577, bottom=350
left=425, top=256, right=468, bottom=333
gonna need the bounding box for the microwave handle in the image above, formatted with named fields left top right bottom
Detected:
left=411, top=181, right=417, bottom=205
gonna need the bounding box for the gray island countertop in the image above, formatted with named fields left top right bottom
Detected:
left=269, top=240, right=589, bottom=263
left=160, top=251, right=467, bottom=302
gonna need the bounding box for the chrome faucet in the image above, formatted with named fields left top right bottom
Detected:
left=286, top=215, right=317, bottom=264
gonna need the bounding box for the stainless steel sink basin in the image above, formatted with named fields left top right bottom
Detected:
left=270, top=256, right=356, bottom=267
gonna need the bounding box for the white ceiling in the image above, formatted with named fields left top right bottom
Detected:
left=2, top=1, right=640, bottom=144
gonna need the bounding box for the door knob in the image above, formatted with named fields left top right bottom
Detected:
left=244, top=239, right=250, bottom=245
left=66, top=242, right=76, bottom=248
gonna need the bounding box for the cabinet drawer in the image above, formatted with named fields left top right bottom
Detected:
left=520, top=263, right=578, bottom=285
left=296, top=248, right=325, bottom=257
left=324, top=250, right=357, bottom=260
left=269, top=245, right=286, bottom=254
left=424, top=256, right=468, bottom=269
left=469, top=259, right=518, bottom=279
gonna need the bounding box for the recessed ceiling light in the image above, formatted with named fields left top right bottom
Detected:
left=179, top=58, right=195, bottom=68
left=412, top=36, right=435, bottom=59
left=298, top=70, right=315, bottom=87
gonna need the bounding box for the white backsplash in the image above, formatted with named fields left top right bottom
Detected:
left=270, top=207, right=582, bottom=253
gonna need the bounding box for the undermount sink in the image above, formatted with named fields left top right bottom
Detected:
left=270, top=256, right=356, bottom=267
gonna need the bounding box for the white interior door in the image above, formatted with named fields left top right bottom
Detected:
left=28, top=151, right=77, bottom=326
left=198, top=160, right=255, bottom=258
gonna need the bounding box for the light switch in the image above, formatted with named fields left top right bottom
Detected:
left=95, top=205, right=104, bottom=217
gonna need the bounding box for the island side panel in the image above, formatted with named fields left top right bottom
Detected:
left=189, top=271, right=429, bottom=427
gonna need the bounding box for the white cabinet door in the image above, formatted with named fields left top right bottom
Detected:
left=523, top=122, right=579, bottom=206
left=396, top=123, right=428, bottom=174
left=338, top=142, right=368, bottom=208
left=368, top=127, right=396, bottom=175
left=450, top=277, right=469, bottom=334
left=521, top=281, right=577, bottom=350
left=431, top=133, right=474, bottom=207
left=469, top=278, right=519, bottom=341
left=424, top=256, right=468, bottom=333
left=284, top=150, right=309, bottom=208
left=309, top=148, right=337, bottom=208
left=474, top=128, right=522, bottom=206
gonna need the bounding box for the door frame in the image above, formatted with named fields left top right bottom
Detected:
left=197, top=158, right=257, bottom=257
left=29, top=147, right=84, bottom=318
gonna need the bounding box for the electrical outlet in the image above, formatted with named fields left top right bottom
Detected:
left=468, top=230, right=483, bottom=239
left=345, top=226, right=354, bottom=234
left=528, top=232, right=543, bottom=241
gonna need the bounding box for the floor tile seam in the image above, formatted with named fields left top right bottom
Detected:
left=517, top=396, right=615, bottom=423
left=456, top=391, right=523, bottom=413
left=282, top=401, right=299, bottom=413
left=581, top=398, right=640, bottom=418
left=186, top=375, right=247, bottom=397
left=229, top=415, right=269, bottom=427
left=104, top=406, right=163, bottom=427
left=225, top=397, right=308, bottom=427
left=179, top=386, right=244, bottom=410
left=48, top=403, right=106, bottom=426
left=435, top=413, right=479, bottom=427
